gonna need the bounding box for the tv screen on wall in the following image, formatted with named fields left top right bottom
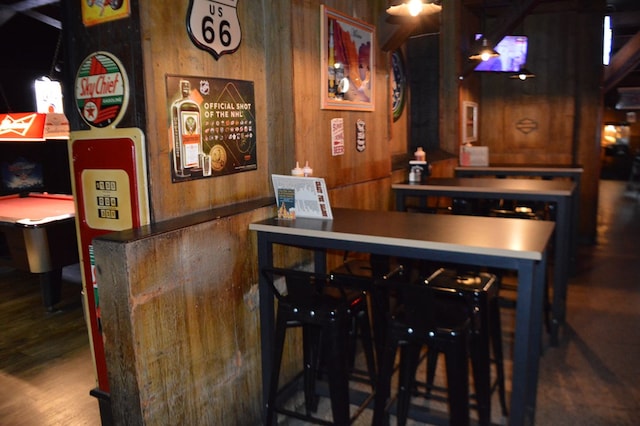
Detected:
left=474, top=35, right=528, bottom=72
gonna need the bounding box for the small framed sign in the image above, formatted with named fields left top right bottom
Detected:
left=462, top=101, right=478, bottom=144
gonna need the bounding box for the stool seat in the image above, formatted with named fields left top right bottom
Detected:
left=423, top=268, right=508, bottom=425
left=262, top=267, right=376, bottom=425
left=372, top=277, right=472, bottom=426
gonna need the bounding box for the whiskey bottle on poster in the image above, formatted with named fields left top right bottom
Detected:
left=171, top=80, right=202, bottom=177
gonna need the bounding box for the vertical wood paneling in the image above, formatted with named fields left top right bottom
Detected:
left=138, top=0, right=392, bottom=222
left=97, top=206, right=308, bottom=425
left=466, top=5, right=603, bottom=241
left=290, top=0, right=391, bottom=190
left=139, top=0, right=273, bottom=222
left=99, top=1, right=396, bottom=423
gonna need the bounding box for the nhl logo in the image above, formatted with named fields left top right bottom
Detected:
left=187, top=0, right=242, bottom=60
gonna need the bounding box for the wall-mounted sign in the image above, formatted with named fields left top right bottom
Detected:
left=356, top=119, right=366, bottom=152
left=391, top=50, right=406, bottom=121
left=331, top=118, right=344, bottom=156
left=74, top=51, right=129, bottom=129
left=70, top=127, right=150, bottom=394
left=166, top=75, right=256, bottom=182
left=82, top=0, right=131, bottom=27
left=187, top=0, right=242, bottom=59
left=0, top=113, right=69, bottom=141
left=34, top=76, right=64, bottom=114
left=321, top=5, right=375, bottom=112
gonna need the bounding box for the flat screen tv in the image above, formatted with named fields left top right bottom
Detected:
left=474, top=35, right=528, bottom=72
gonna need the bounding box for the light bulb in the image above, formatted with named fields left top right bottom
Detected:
left=408, top=0, right=423, bottom=17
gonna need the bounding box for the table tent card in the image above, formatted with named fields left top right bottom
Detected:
left=271, top=174, right=333, bottom=219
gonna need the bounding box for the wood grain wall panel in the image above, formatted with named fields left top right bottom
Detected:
left=329, top=177, right=393, bottom=211
left=290, top=0, right=391, bottom=189
left=139, top=1, right=273, bottom=222
left=95, top=205, right=311, bottom=425
left=466, top=5, right=602, bottom=241
left=477, top=11, right=579, bottom=165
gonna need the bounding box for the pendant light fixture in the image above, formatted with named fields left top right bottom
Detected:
left=386, top=0, right=442, bottom=18
left=469, top=37, right=500, bottom=61
left=468, top=0, right=499, bottom=62
left=509, top=67, right=536, bottom=80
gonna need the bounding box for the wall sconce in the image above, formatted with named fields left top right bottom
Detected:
left=469, top=37, right=500, bottom=61
left=386, top=0, right=442, bottom=18
left=509, top=67, right=536, bottom=80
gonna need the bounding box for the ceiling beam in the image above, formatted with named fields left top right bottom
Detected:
left=23, top=9, right=61, bottom=29
left=7, top=0, right=60, bottom=12
left=604, top=30, right=640, bottom=92
left=0, top=0, right=60, bottom=29
left=377, top=14, right=422, bottom=53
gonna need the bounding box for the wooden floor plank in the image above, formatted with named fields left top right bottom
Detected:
left=0, top=266, right=101, bottom=426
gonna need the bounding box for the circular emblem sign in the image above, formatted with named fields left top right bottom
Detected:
left=210, top=144, right=227, bottom=172
left=75, top=51, right=129, bottom=128
left=391, top=50, right=406, bottom=122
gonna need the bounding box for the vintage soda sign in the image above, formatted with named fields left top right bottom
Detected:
left=187, top=0, right=242, bottom=59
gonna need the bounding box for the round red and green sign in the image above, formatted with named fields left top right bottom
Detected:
left=75, top=51, right=129, bottom=128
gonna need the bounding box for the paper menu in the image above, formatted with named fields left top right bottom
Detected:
left=271, top=174, right=333, bottom=219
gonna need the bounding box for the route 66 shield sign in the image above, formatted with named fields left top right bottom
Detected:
left=187, top=0, right=242, bottom=59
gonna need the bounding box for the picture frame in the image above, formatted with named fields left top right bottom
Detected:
left=462, top=101, right=478, bottom=143
left=321, top=5, right=375, bottom=111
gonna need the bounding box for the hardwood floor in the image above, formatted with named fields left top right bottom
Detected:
left=0, top=265, right=101, bottom=426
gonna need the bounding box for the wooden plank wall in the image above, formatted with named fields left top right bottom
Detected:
left=450, top=1, right=604, bottom=242
left=138, top=0, right=392, bottom=222
left=478, top=12, right=578, bottom=165
left=90, top=0, right=394, bottom=424
left=140, top=1, right=273, bottom=221
left=94, top=204, right=298, bottom=425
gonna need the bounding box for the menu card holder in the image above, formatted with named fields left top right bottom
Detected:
left=271, top=174, right=333, bottom=219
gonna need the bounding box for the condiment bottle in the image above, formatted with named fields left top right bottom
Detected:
left=291, top=162, right=304, bottom=176
left=303, top=161, right=313, bottom=177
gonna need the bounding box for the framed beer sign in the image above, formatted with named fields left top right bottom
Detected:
left=165, top=75, right=257, bottom=183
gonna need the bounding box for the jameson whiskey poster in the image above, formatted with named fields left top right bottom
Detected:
left=166, top=75, right=257, bottom=182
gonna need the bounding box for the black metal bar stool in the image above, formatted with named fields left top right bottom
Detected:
left=372, top=277, right=472, bottom=426
left=422, top=268, right=508, bottom=425
left=330, top=253, right=412, bottom=381
left=262, top=267, right=376, bottom=425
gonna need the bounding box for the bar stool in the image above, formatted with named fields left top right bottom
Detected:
left=262, top=267, right=376, bottom=425
left=454, top=203, right=552, bottom=336
left=422, top=268, right=508, bottom=425
left=372, top=276, right=472, bottom=426
left=330, top=254, right=407, bottom=368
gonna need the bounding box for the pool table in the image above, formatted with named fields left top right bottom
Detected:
left=0, top=192, right=79, bottom=310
